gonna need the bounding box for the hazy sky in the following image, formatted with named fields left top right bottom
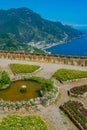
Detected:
left=0, top=0, right=87, bottom=25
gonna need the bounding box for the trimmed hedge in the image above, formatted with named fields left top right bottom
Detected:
left=53, top=68, right=87, bottom=81
left=10, top=64, right=40, bottom=74
left=0, top=114, right=48, bottom=130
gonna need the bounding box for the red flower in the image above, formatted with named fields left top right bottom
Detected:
left=84, top=111, right=87, bottom=117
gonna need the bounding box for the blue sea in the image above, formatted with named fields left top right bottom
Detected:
left=45, top=27, right=87, bottom=56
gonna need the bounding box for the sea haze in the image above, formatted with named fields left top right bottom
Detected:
left=45, top=27, right=87, bottom=56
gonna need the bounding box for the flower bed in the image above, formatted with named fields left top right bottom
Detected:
left=0, top=87, right=58, bottom=111
left=53, top=68, right=87, bottom=81
left=41, top=87, right=58, bottom=106
left=0, top=114, right=48, bottom=130
left=60, top=101, right=87, bottom=130
left=10, top=64, right=40, bottom=74
left=69, top=85, right=87, bottom=97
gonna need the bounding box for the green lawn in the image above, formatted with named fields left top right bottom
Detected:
left=53, top=68, right=87, bottom=81
left=0, top=114, right=48, bottom=130
left=10, top=64, right=40, bottom=74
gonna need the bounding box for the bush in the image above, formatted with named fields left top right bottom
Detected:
left=0, top=114, right=48, bottom=130
left=0, top=71, right=10, bottom=88
left=53, top=68, right=87, bottom=81
left=10, top=64, right=40, bottom=74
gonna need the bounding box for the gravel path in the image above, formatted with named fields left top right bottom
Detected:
left=0, top=58, right=87, bottom=79
left=0, top=58, right=87, bottom=130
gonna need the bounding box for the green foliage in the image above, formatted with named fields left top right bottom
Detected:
left=0, top=34, right=45, bottom=53
left=43, top=87, right=58, bottom=101
left=0, top=100, right=35, bottom=109
left=60, top=101, right=87, bottom=130
left=53, top=68, right=87, bottom=81
left=0, top=114, right=48, bottom=130
left=0, top=8, right=82, bottom=52
left=10, top=64, right=40, bottom=74
left=24, top=76, right=53, bottom=93
left=20, top=87, right=27, bottom=93
left=0, top=71, right=10, bottom=88
left=0, top=33, right=9, bottom=38
left=70, top=85, right=87, bottom=95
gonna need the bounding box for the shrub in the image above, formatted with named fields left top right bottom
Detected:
left=0, top=71, right=10, bottom=88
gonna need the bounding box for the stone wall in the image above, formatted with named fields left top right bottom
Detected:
left=0, top=52, right=87, bottom=66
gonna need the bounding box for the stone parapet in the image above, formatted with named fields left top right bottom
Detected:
left=0, top=51, right=87, bottom=66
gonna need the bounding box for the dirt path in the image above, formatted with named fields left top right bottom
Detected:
left=36, top=79, right=87, bottom=130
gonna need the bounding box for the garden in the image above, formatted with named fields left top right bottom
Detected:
left=10, top=63, right=40, bottom=74
left=53, top=68, right=87, bottom=81
left=0, top=76, right=54, bottom=101
left=0, top=75, right=58, bottom=110
left=0, top=79, right=42, bottom=101
left=60, top=100, right=87, bottom=130
left=0, top=114, right=48, bottom=130
left=70, top=85, right=87, bottom=96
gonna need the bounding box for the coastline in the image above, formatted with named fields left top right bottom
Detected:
left=42, top=35, right=83, bottom=50
left=42, top=41, right=65, bottom=50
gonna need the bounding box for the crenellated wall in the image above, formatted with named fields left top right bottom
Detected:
left=0, top=51, right=87, bottom=67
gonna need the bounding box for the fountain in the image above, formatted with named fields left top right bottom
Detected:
left=0, top=80, right=41, bottom=101
left=20, top=85, right=27, bottom=93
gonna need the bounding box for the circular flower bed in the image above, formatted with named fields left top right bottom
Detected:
left=0, top=76, right=58, bottom=110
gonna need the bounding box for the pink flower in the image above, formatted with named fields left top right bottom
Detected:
left=84, top=111, right=87, bottom=117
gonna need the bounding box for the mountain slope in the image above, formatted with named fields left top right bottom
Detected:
left=0, top=7, right=82, bottom=51
left=0, top=33, right=45, bottom=53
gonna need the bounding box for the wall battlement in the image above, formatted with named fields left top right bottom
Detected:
left=0, top=52, right=87, bottom=67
